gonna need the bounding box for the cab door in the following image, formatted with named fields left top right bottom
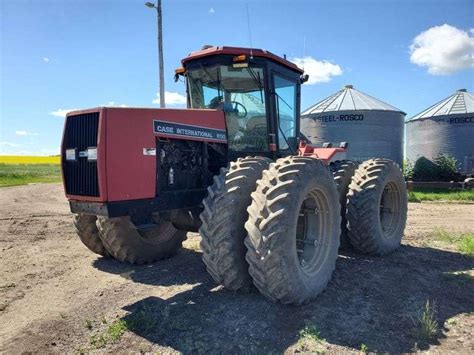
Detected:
left=272, top=73, right=298, bottom=154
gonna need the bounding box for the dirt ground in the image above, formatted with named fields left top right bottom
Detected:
left=0, top=184, right=473, bottom=354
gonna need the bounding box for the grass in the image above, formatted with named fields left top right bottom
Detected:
left=84, top=318, right=93, bottom=330
left=360, top=343, right=369, bottom=353
left=84, top=307, right=159, bottom=351
left=299, top=325, right=324, bottom=342
left=430, top=228, right=474, bottom=257
left=0, top=163, right=61, bottom=187
left=123, top=304, right=159, bottom=334
left=445, top=317, right=458, bottom=326
left=297, top=324, right=326, bottom=353
left=412, top=301, right=439, bottom=342
left=408, top=188, right=474, bottom=203
left=89, top=319, right=128, bottom=349
left=0, top=155, right=60, bottom=164
left=458, top=237, right=474, bottom=256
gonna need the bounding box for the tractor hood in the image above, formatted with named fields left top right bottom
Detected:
left=61, top=107, right=226, bottom=203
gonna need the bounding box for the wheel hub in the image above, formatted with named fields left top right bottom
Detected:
left=295, top=188, right=332, bottom=276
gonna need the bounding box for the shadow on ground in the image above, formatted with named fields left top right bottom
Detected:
left=93, top=244, right=474, bottom=353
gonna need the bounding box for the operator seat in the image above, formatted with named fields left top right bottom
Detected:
left=208, top=96, right=240, bottom=138
left=241, top=115, right=267, bottom=149
left=245, top=115, right=266, bottom=131
left=224, top=112, right=240, bottom=137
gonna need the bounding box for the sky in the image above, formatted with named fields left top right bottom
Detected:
left=1, top=0, right=473, bottom=155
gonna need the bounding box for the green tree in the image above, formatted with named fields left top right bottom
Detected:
left=434, top=154, right=458, bottom=181
left=412, top=154, right=459, bottom=182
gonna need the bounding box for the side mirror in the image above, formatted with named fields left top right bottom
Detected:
left=300, top=74, right=309, bottom=84
left=174, top=67, right=186, bottom=83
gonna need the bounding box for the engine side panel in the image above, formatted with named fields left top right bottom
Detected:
left=104, top=107, right=226, bottom=202
left=157, top=139, right=226, bottom=193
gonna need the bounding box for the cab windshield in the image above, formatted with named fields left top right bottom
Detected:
left=187, top=64, right=268, bottom=152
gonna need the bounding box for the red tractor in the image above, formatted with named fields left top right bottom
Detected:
left=62, top=46, right=407, bottom=304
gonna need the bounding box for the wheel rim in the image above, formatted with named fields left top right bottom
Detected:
left=295, top=188, right=332, bottom=276
left=379, top=181, right=402, bottom=240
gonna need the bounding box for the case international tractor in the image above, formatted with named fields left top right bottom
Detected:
left=62, top=46, right=407, bottom=305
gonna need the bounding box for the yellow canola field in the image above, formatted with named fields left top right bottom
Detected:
left=0, top=156, right=60, bottom=164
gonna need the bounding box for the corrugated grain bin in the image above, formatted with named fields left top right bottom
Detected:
left=300, top=85, right=405, bottom=166
left=406, top=89, right=474, bottom=174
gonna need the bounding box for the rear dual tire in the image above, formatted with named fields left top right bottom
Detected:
left=330, top=160, right=358, bottom=249
left=346, top=158, right=407, bottom=255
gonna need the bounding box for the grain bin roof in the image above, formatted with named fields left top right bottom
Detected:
left=302, top=85, right=404, bottom=115
left=408, top=89, right=474, bottom=121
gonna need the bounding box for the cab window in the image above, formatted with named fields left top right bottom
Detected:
left=187, top=65, right=268, bottom=152
left=273, top=74, right=297, bottom=150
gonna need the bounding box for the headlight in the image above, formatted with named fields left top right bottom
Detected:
left=87, top=147, right=98, bottom=161
left=66, top=149, right=76, bottom=161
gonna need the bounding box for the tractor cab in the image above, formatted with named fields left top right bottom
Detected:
left=178, top=46, right=307, bottom=159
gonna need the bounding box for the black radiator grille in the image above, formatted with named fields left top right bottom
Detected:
left=63, top=112, right=100, bottom=197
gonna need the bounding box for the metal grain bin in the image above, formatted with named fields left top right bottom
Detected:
left=406, top=89, right=474, bottom=175
left=301, top=85, right=405, bottom=166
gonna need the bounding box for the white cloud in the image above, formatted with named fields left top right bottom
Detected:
left=209, top=7, right=215, bottom=14
left=50, top=108, right=79, bottom=118
left=0, top=141, right=20, bottom=147
left=153, top=91, right=187, bottom=106
left=43, top=57, right=50, bottom=63
left=290, top=56, right=343, bottom=84
left=409, top=24, right=474, bottom=75
left=15, top=130, right=39, bottom=136
left=50, top=104, right=128, bottom=119
left=102, top=101, right=128, bottom=107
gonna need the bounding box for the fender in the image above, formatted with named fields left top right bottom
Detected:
left=298, top=141, right=348, bottom=164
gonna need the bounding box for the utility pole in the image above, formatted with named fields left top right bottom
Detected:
left=145, top=1, right=165, bottom=108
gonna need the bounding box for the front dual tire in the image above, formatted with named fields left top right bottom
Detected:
left=73, top=214, right=109, bottom=257
left=199, top=156, right=271, bottom=291
left=96, top=215, right=186, bottom=265
left=73, top=213, right=186, bottom=265
left=199, top=156, right=342, bottom=304
left=244, top=156, right=341, bottom=305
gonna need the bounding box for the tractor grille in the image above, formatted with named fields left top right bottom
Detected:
left=63, top=112, right=100, bottom=197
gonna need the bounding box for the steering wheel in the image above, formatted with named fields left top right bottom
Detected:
left=229, top=101, right=248, bottom=118
left=208, top=97, right=248, bottom=119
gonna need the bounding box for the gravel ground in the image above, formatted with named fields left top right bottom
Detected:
left=0, top=183, right=473, bottom=354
